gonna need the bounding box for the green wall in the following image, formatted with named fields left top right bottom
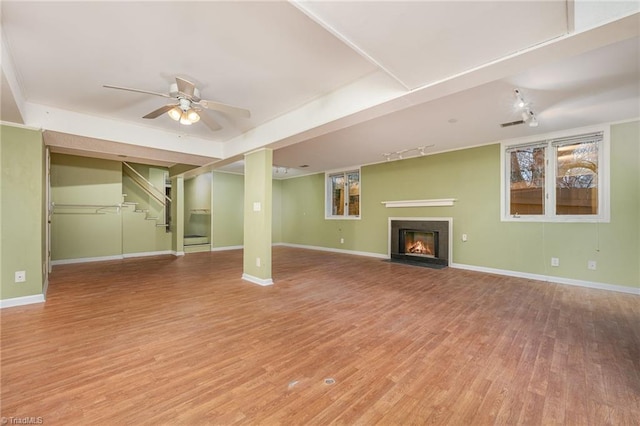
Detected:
left=272, top=179, right=283, bottom=244
left=51, top=154, right=123, bottom=260
left=170, top=176, right=184, bottom=254
left=212, top=171, right=244, bottom=248
left=184, top=172, right=212, bottom=240
left=1, top=125, right=45, bottom=299
left=51, top=155, right=173, bottom=260
left=281, top=121, right=640, bottom=290
left=243, top=149, right=273, bottom=280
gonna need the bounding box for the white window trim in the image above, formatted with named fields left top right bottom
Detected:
left=325, top=167, right=361, bottom=220
left=500, top=124, right=610, bottom=223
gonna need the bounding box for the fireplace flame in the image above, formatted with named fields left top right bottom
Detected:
left=408, top=240, right=432, bottom=255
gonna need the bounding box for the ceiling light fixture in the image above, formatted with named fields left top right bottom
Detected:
left=179, top=112, right=193, bottom=126
left=168, top=98, right=201, bottom=126
left=168, top=107, right=182, bottom=121
left=186, top=109, right=200, bottom=123
left=514, top=89, right=527, bottom=109
left=514, top=88, right=540, bottom=128
left=382, top=145, right=435, bottom=162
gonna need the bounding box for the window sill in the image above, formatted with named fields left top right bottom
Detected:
left=325, top=216, right=361, bottom=220
left=501, top=215, right=610, bottom=223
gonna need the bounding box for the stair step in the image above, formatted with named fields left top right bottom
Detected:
left=134, top=209, right=149, bottom=213
left=184, top=244, right=211, bottom=254
left=184, top=235, right=209, bottom=245
left=145, top=217, right=159, bottom=221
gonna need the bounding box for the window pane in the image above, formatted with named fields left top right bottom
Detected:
left=331, top=175, right=345, bottom=216
left=556, top=141, right=598, bottom=215
left=347, top=172, right=359, bottom=216
left=509, top=147, right=545, bottom=215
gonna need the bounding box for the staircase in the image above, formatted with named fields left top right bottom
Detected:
left=121, top=200, right=165, bottom=226
left=121, top=162, right=170, bottom=229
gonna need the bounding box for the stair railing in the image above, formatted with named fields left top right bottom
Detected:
left=122, top=162, right=172, bottom=207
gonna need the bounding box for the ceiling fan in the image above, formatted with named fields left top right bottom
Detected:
left=103, top=77, right=250, bottom=131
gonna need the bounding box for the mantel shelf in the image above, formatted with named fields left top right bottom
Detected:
left=381, top=198, right=456, bottom=208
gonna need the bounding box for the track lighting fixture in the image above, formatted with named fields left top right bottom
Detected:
left=513, top=88, right=539, bottom=128
left=382, top=145, right=435, bottom=162
left=514, top=89, right=527, bottom=109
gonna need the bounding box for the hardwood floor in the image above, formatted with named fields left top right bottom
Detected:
left=1, top=247, right=639, bottom=425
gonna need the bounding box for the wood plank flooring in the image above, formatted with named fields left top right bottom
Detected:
left=1, top=247, right=639, bottom=425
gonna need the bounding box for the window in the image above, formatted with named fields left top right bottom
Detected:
left=501, top=127, right=609, bottom=222
left=326, top=169, right=360, bottom=219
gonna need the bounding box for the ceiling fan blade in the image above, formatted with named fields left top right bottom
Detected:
left=143, top=104, right=178, bottom=119
left=175, top=77, right=196, bottom=99
left=103, top=84, right=171, bottom=99
left=197, top=110, right=222, bottom=131
left=198, top=99, right=251, bottom=118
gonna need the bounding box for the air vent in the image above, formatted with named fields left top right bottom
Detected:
left=500, top=120, right=525, bottom=128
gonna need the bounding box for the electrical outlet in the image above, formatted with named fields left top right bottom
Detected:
left=551, top=257, right=560, bottom=267
left=15, top=271, right=26, bottom=283
left=340, top=238, right=344, bottom=244
left=588, top=260, right=597, bottom=270
left=462, top=234, right=468, bottom=242
left=256, top=257, right=261, bottom=267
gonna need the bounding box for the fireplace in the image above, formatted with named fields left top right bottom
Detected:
left=401, top=230, right=438, bottom=258
left=389, top=218, right=450, bottom=268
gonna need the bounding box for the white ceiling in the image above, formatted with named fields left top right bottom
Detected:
left=1, top=1, right=638, bottom=178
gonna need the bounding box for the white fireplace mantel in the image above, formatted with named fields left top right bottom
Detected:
left=381, top=198, right=456, bottom=208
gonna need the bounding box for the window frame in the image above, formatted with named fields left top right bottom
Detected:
left=325, top=167, right=361, bottom=220
left=500, top=125, right=610, bottom=223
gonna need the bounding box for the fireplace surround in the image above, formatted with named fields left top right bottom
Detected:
left=388, top=217, right=452, bottom=268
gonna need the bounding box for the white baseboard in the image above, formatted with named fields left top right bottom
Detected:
left=172, top=251, right=185, bottom=257
left=1, top=293, right=46, bottom=309
left=51, top=255, right=123, bottom=265
left=211, top=245, right=243, bottom=252
left=450, top=262, right=640, bottom=295
left=241, top=273, right=274, bottom=286
left=277, top=243, right=388, bottom=259
left=52, top=251, right=176, bottom=265
left=123, top=250, right=173, bottom=259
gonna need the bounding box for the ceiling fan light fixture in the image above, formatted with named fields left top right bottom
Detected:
left=168, top=107, right=182, bottom=121
left=186, top=109, right=200, bottom=123
left=529, top=116, right=539, bottom=127
left=179, top=111, right=193, bottom=125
